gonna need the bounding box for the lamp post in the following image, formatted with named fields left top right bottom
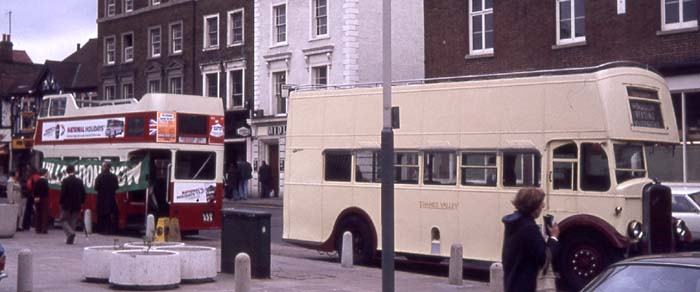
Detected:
left=380, top=0, right=394, bottom=291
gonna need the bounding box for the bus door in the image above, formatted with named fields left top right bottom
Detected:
left=547, top=141, right=579, bottom=214
left=151, top=155, right=171, bottom=218
left=170, top=150, right=219, bottom=230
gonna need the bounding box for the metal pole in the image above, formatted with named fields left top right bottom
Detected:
left=381, top=0, right=394, bottom=291
left=682, top=92, right=687, bottom=184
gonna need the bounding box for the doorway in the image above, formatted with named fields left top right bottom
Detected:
left=268, top=144, right=279, bottom=197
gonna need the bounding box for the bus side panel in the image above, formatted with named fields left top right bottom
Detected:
left=286, top=184, right=324, bottom=242
left=322, top=184, right=354, bottom=243
left=48, top=189, right=62, bottom=219
left=169, top=183, right=223, bottom=231
left=456, top=189, right=504, bottom=261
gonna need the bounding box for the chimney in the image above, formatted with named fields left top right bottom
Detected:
left=0, top=34, right=13, bottom=63
left=77, top=43, right=81, bottom=52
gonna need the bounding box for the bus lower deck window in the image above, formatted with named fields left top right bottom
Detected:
left=325, top=151, right=352, bottom=182
left=503, top=152, right=540, bottom=187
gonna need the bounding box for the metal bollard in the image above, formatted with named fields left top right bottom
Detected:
left=490, top=262, right=504, bottom=292
left=145, top=214, right=155, bottom=242
left=234, top=253, right=251, bottom=292
left=17, top=249, right=33, bottom=292
left=341, top=231, right=353, bottom=268
left=83, top=209, right=92, bottom=235
left=448, top=244, right=463, bottom=285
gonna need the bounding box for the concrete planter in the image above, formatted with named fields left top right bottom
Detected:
left=124, top=241, right=185, bottom=249
left=157, top=245, right=217, bottom=283
left=0, top=204, right=18, bottom=238
left=82, top=245, right=145, bottom=282
left=109, top=250, right=181, bottom=290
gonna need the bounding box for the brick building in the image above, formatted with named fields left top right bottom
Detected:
left=424, top=0, right=700, bottom=181
left=96, top=0, right=254, bottom=166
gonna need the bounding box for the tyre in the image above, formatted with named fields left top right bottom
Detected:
left=558, top=233, right=615, bottom=291
left=336, top=216, right=374, bottom=265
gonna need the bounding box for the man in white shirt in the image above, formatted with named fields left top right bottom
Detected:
left=6, top=169, right=24, bottom=231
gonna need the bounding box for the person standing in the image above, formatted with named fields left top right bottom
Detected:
left=237, top=158, right=252, bottom=200
left=33, top=169, right=50, bottom=234
left=258, top=161, right=272, bottom=199
left=59, top=165, right=86, bottom=244
left=6, top=169, right=23, bottom=231
left=22, top=166, right=39, bottom=231
left=501, top=188, right=560, bottom=292
left=226, top=163, right=240, bottom=200
left=95, top=161, right=119, bottom=234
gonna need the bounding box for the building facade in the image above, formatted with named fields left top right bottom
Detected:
left=423, top=0, right=700, bottom=181
left=251, top=0, right=425, bottom=197
left=96, top=0, right=254, bottom=168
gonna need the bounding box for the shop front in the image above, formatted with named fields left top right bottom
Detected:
left=250, top=117, right=286, bottom=198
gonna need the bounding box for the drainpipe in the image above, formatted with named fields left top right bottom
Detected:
left=682, top=92, right=687, bottom=184
left=192, top=0, right=197, bottom=95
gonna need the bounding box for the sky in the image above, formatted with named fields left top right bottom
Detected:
left=0, top=0, right=97, bottom=64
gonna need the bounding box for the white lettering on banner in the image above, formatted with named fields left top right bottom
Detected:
left=173, top=182, right=217, bottom=203
left=42, top=160, right=143, bottom=191
left=42, top=117, right=125, bottom=141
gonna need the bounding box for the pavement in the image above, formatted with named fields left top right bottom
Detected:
left=0, top=200, right=491, bottom=292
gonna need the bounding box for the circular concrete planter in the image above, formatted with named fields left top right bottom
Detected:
left=109, top=250, right=181, bottom=290
left=0, top=204, right=18, bottom=238
left=124, top=241, right=186, bottom=249
left=82, top=245, right=145, bottom=282
left=157, top=245, right=217, bottom=283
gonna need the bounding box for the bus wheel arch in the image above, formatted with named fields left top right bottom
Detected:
left=557, top=215, right=626, bottom=291
left=331, top=208, right=377, bottom=265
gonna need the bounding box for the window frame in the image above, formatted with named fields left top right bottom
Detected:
left=122, top=32, right=134, bottom=63
left=323, top=150, right=353, bottom=182
left=121, top=81, right=134, bottom=99
left=272, top=70, right=287, bottom=115
left=227, top=68, right=245, bottom=110
left=502, top=150, right=541, bottom=188
left=460, top=151, right=498, bottom=187
left=203, top=14, right=220, bottom=50
left=661, top=0, right=699, bottom=30
left=104, top=35, right=116, bottom=65
left=272, top=3, right=288, bottom=45
left=169, top=76, right=183, bottom=94
left=149, top=26, right=162, bottom=58
left=106, top=0, right=116, bottom=16
left=124, top=0, right=133, bottom=13
left=104, top=84, right=116, bottom=100
left=152, top=0, right=161, bottom=6
left=355, top=150, right=382, bottom=183
left=147, top=78, right=161, bottom=93
left=626, top=86, right=665, bottom=130
left=170, top=21, right=183, bottom=55
left=394, top=151, right=420, bottom=185
left=311, top=65, right=328, bottom=86
left=174, top=151, right=217, bottom=181
left=228, top=9, right=245, bottom=47
left=202, top=71, right=220, bottom=97
left=468, top=0, right=494, bottom=55
left=556, top=0, right=586, bottom=45
left=551, top=142, right=579, bottom=191
left=311, top=0, right=329, bottom=39
left=423, top=151, right=457, bottom=186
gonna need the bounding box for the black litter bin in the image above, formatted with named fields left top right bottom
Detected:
left=221, top=208, right=271, bottom=278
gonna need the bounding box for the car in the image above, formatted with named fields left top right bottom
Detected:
left=582, top=252, right=700, bottom=292
left=669, top=183, right=700, bottom=242
left=0, top=242, right=6, bottom=281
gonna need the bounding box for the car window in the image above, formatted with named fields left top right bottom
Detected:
left=586, top=265, right=700, bottom=292
left=672, top=196, right=699, bottom=213
left=690, top=193, right=700, bottom=207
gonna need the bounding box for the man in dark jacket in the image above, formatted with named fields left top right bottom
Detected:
left=258, top=161, right=272, bottom=199
left=60, top=165, right=86, bottom=244
left=33, top=168, right=50, bottom=234
left=95, top=161, right=119, bottom=234
left=502, top=188, right=559, bottom=292
left=225, top=163, right=240, bottom=200
left=237, top=158, right=253, bottom=200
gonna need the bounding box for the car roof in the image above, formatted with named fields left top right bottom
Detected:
left=612, top=252, right=700, bottom=268
left=667, top=183, right=700, bottom=196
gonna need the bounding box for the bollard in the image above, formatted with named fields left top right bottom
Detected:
left=145, top=214, right=155, bottom=242
left=490, top=262, right=504, bottom=292
left=448, top=244, right=463, bottom=285
left=234, top=253, right=251, bottom=292
left=83, top=209, right=92, bottom=236
left=17, top=249, right=33, bottom=292
left=341, top=231, right=353, bottom=268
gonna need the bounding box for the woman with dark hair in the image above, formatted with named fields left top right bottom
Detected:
left=502, top=188, right=560, bottom=292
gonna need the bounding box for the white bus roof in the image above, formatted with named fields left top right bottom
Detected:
left=39, top=93, right=224, bottom=119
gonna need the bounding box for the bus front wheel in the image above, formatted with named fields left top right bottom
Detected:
left=559, top=233, right=615, bottom=291
left=336, top=216, right=374, bottom=265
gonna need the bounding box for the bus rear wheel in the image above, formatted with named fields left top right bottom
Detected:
left=559, top=233, right=614, bottom=291
left=336, top=216, right=374, bottom=265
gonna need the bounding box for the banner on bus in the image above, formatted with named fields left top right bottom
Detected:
left=173, top=182, right=216, bottom=203
left=42, top=155, right=150, bottom=194
left=208, top=116, right=224, bottom=144
left=157, top=112, right=177, bottom=143
left=42, top=117, right=125, bottom=141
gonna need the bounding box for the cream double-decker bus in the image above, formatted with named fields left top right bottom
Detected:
left=283, top=63, right=688, bottom=290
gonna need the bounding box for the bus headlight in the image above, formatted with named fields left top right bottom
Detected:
left=674, top=219, right=688, bottom=238
left=627, top=220, right=643, bottom=240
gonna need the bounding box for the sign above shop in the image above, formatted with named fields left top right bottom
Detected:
left=236, top=127, right=251, bottom=137
left=267, top=125, right=286, bottom=136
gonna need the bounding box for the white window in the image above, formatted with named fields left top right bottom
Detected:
left=149, top=27, right=161, bottom=58
left=152, top=0, right=161, bottom=5
left=122, top=33, right=134, bottom=63
left=203, top=72, right=220, bottom=97
left=171, top=22, right=183, bottom=54
left=272, top=71, right=287, bottom=114
left=124, top=0, right=133, bottom=12
left=104, top=36, right=116, bottom=65
left=662, top=0, right=698, bottom=30
left=122, top=82, right=134, bottom=99
left=228, top=9, right=244, bottom=46
left=469, top=0, right=494, bottom=55
left=228, top=69, right=244, bottom=109
left=312, top=65, right=328, bottom=85
left=148, top=79, right=161, bottom=93
left=273, top=4, right=287, bottom=44
left=169, top=77, right=183, bottom=94
left=556, top=0, right=586, bottom=45
left=104, top=85, right=116, bottom=100
left=312, top=0, right=328, bottom=37
left=106, top=0, right=116, bottom=16
left=204, top=14, right=219, bottom=49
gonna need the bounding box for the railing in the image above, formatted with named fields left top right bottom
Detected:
left=75, top=98, right=138, bottom=108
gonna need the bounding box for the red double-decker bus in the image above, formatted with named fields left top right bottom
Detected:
left=33, top=93, right=225, bottom=231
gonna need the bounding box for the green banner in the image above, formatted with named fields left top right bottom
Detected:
left=42, top=155, right=150, bottom=194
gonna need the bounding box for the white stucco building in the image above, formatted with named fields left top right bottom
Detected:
left=250, top=0, right=425, bottom=197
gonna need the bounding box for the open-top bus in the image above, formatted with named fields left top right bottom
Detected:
left=283, top=62, right=688, bottom=289
left=33, top=93, right=225, bottom=231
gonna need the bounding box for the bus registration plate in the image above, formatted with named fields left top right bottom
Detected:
left=202, top=212, right=214, bottom=222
